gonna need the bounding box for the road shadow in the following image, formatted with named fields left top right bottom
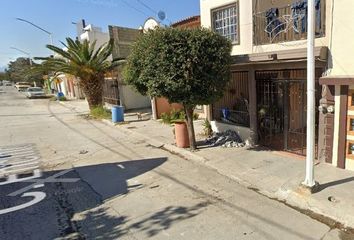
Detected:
left=0, top=157, right=168, bottom=239
left=74, top=158, right=167, bottom=200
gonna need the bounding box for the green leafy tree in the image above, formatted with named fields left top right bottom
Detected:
left=35, top=38, right=117, bottom=109
left=0, top=71, right=10, bottom=81
left=124, top=28, right=232, bottom=150
left=7, top=58, right=43, bottom=85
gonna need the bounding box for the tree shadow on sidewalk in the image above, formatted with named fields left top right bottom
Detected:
left=128, top=201, right=209, bottom=237
left=76, top=201, right=209, bottom=239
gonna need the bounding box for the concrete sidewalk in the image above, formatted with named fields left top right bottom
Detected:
left=59, top=100, right=354, bottom=230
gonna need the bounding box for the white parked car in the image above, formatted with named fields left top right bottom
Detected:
left=26, top=87, right=46, bottom=99
left=15, top=82, right=32, bottom=91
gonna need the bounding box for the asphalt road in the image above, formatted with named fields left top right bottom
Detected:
left=0, top=86, right=346, bottom=240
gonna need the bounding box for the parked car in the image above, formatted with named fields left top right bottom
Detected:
left=26, top=87, right=46, bottom=99
left=15, top=82, right=32, bottom=91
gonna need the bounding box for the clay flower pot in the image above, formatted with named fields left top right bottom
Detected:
left=174, top=121, right=190, bottom=148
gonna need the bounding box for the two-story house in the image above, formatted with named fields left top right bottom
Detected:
left=201, top=0, right=354, bottom=171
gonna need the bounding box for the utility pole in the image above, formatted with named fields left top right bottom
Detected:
left=303, top=0, right=317, bottom=190
left=10, top=47, right=32, bottom=65
left=10, top=47, right=36, bottom=86
left=16, top=18, right=53, bottom=47
left=16, top=18, right=54, bottom=91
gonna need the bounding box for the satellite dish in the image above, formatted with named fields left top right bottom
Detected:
left=157, top=11, right=166, bottom=21
left=143, top=17, right=160, bottom=33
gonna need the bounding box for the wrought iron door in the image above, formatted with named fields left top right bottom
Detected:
left=257, top=78, right=319, bottom=156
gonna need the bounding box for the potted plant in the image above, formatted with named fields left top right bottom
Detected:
left=173, top=120, right=190, bottom=148
left=202, top=119, right=213, bottom=137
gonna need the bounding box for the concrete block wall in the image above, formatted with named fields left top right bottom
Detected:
left=108, top=26, right=141, bottom=59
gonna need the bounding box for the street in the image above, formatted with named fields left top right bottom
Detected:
left=0, top=86, right=343, bottom=239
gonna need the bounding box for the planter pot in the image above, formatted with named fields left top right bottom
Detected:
left=174, top=121, right=190, bottom=148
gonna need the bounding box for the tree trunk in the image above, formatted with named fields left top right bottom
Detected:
left=184, top=104, right=197, bottom=150
left=81, top=75, right=104, bottom=110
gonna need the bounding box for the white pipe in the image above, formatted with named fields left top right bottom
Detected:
left=303, top=0, right=316, bottom=187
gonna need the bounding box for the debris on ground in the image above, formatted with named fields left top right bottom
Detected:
left=205, top=130, right=245, bottom=148
left=328, top=196, right=339, bottom=203
left=79, top=150, right=88, bottom=154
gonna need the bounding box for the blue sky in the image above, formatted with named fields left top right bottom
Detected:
left=0, top=0, right=200, bottom=71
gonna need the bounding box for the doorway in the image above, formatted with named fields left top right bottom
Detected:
left=256, top=70, right=321, bottom=156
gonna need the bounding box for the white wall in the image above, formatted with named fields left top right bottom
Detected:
left=211, top=121, right=252, bottom=142
left=119, top=85, right=151, bottom=110
left=80, top=24, right=112, bottom=60
left=200, top=0, right=331, bottom=56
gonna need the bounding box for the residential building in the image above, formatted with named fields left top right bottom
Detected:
left=200, top=0, right=354, bottom=171
left=108, top=25, right=151, bottom=110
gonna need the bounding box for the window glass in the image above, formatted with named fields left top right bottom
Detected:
left=212, top=3, right=238, bottom=43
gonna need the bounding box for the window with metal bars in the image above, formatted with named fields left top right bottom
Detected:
left=212, top=2, right=239, bottom=44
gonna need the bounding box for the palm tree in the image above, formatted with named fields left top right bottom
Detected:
left=36, top=38, right=118, bottom=110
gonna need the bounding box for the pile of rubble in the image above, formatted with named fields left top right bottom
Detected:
left=205, top=130, right=245, bottom=148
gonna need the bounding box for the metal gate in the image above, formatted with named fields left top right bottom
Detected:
left=212, top=71, right=250, bottom=126
left=103, top=78, right=120, bottom=105
left=256, top=70, right=321, bottom=156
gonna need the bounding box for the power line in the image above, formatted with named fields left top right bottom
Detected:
left=136, top=0, right=157, bottom=14
left=120, top=0, right=149, bottom=17
left=135, top=0, right=172, bottom=24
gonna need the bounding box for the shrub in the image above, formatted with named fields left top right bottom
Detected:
left=160, top=109, right=199, bottom=125
left=160, top=112, right=171, bottom=124
left=58, top=96, right=67, bottom=101
left=202, top=119, right=213, bottom=137
left=90, top=106, right=112, bottom=119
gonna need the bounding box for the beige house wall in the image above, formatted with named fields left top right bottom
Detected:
left=200, top=0, right=331, bottom=56
left=327, top=0, right=354, bottom=76
left=327, top=1, right=354, bottom=171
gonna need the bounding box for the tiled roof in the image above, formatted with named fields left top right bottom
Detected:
left=171, top=15, right=201, bottom=27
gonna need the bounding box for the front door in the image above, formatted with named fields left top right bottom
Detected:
left=256, top=70, right=320, bottom=157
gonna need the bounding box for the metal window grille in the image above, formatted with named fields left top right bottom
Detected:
left=212, top=4, right=238, bottom=43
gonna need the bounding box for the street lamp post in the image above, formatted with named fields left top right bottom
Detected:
left=10, top=47, right=32, bottom=66
left=16, top=18, right=53, bottom=91
left=10, top=47, right=36, bottom=86
left=16, top=18, right=53, bottom=46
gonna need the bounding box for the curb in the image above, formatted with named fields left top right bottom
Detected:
left=63, top=106, right=354, bottom=230
left=99, top=118, right=354, bottom=228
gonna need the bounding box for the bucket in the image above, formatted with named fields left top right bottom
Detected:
left=57, top=92, right=64, bottom=98
left=221, top=108, right=230, bottom=119
left=112, top=105, right=124, bottom=123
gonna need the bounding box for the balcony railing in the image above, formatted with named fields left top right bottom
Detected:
left=253, top=1, right=325, bottom=45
